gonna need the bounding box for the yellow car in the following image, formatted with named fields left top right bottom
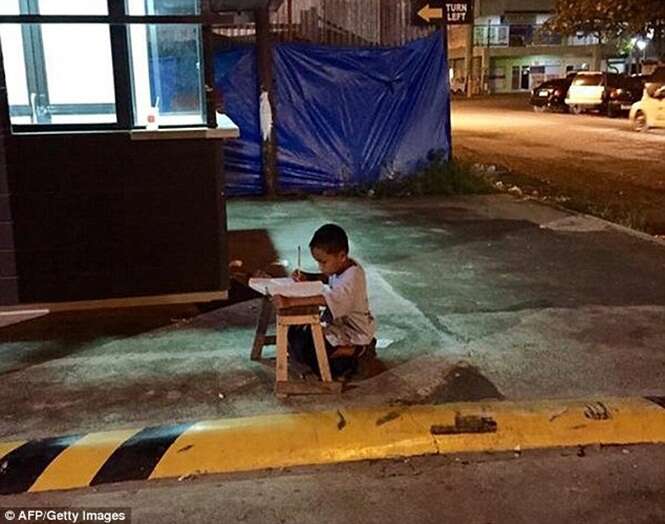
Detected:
left=629, top=82, right=665, bottom=132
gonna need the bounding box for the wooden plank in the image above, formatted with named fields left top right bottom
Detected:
left=275, top=323, right=289, bottom=383
left=311, top=323, right=333, bottom=383
left=276, top=304, right=321, bottom=316
left=275, top=380, right=342, bottom=396
left=251, top=296, right=274, bottom=360
left=277, top=314, right=320, bottom=326
left=0, top=290, right=229, bottom=313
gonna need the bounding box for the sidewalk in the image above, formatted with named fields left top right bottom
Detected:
left=2, top=194, right=665, bottom=445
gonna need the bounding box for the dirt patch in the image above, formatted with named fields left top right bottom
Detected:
left=456, top=147, right=665, bottom=235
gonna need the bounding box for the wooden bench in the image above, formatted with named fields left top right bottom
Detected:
left=251, top=295, right=342, bottom=397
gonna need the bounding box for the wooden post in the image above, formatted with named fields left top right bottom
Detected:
left=287, top=0, right=293, bottom=41
left=441, top=19, right=453, bottom=161
left=200, top=1, right=217, bottom=128
left=255, top=6, right=278, bottom=197
left=464, top=24, right=474, bottom=97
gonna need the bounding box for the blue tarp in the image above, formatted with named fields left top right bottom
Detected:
left=215, top=47, right=264, bottom=195
left=216, top=31, right=450, bottom=195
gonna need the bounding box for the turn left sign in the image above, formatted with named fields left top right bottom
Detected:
left=413, top=0, right=475, bottom=26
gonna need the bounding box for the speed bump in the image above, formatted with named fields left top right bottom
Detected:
left=1, top=396, right=665, bottom=495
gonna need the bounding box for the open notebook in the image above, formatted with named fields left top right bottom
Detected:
left=248, top=277, right=325, bottom=298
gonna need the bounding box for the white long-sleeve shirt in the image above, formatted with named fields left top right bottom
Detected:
left=322, top=261, right=376, bottom=346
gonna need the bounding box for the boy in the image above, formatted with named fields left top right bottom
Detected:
left=274, top=224, right=376, bottom=379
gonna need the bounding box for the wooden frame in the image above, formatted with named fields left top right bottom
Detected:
left=250, top=296, right=342, bottom=397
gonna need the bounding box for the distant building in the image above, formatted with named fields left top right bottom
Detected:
left=448, top=0, right=626, bottom=94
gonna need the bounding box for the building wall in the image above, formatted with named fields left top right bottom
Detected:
left=0, top=41, right=18, bottom=305
left=6, top=133, right=229, bottom=304
left=478, top=0, right=553, bottom=17
left=447, top=0, right=601, bottom=94
left=490, top=55, right=592, bottom=93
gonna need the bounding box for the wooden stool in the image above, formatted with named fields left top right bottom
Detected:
left=251, top=295, right=342, bottom=397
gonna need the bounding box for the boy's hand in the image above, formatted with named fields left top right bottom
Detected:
left=291, top=269, right=307, bottom=282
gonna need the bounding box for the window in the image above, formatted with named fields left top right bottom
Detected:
left=126, top=0, right=200, bottom=16
left=0, top=0, right=117, bottom=125
left=0, top=24, right=29, bottom=123
left=36, top=0, right=108, bottom=15
left=129, top=24, right=204, bottom=126
left=0, top=0, right=213, bottom=130
left=0, top=0, right=19, bottom=16
left=573, top=74, right=603, bottom=87
left=40, top=24, right=117, bottom=124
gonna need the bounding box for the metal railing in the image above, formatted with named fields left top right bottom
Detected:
left=472, top=24, right=599, bottom=48
left=213, top=0, right=435, bottom=47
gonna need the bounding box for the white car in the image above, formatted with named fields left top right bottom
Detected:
left=629, top=82, right=665, bottom=132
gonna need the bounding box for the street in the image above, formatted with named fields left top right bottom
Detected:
left=3, top=444, right=664, bottom=523
left=452, top=94, right=665, bottom=234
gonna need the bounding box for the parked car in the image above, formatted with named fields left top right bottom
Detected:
left=565, top=72, right=644, bottom=117
left=629, top=81, right=665, bottom=132
left=530, top=77, right=573, bottom=112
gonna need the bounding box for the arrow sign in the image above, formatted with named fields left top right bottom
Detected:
left=417, top=4, right=443, bottom=23
left=413, top=1, right=474, bottom=26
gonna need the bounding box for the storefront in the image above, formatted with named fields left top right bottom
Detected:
left=0, top=0, right=240, bottom=308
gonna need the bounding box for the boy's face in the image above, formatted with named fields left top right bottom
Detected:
left=311, top=247, right=348, bottom=276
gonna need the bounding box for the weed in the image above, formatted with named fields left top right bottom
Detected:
left=357, top=151, right=495, bottom=198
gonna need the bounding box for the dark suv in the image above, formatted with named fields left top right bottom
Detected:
left=530, top=77, right=573, bottom=112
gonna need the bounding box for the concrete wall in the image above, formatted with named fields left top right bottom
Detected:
left=6, top=133, right=229, bottom=304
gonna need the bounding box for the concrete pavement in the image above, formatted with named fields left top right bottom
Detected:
left=2, top=444, right=665, bottom=523
left=1, top=195, right=665, bottom=446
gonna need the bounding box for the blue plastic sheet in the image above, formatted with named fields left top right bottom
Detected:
left=215, top=47, right=264, bottom=195
left=216, top=31, right=450, bottom=195
left=274, top=31, right=450, bottom=191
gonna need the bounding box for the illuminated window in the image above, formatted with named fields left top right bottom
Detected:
left=0, top=0, right=117, bottom=125
left=0, top=0, right=211, bottom=129
left=126, top=0, right=200, bottom=16
left=129, top=24, right=204, bottom=127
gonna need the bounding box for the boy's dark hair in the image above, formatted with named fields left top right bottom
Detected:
left=309, top=224, right=349, bottom=254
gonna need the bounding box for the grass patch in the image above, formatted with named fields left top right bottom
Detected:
left=347, top=152, right=496, bottom=198
left=565, top=198, right=650, bottom=233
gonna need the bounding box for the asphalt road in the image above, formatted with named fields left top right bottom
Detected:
left=451, top=94, right=665, bottom=233
left=3, top=444, right=664, bottom=523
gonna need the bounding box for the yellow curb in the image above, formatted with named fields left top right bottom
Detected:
left=0, top=441, right=26, bottom=462
left=151, top=398, right=665, bottom=481
left=29, top=429, right=141, bottom=492
left=2, top=396, right=665, bottom=494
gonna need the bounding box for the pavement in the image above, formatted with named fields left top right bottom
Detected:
left=2, top=194, right=665, bottom=499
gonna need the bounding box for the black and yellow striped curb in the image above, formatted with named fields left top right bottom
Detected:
left=2, top=396, right=665, bottom=495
